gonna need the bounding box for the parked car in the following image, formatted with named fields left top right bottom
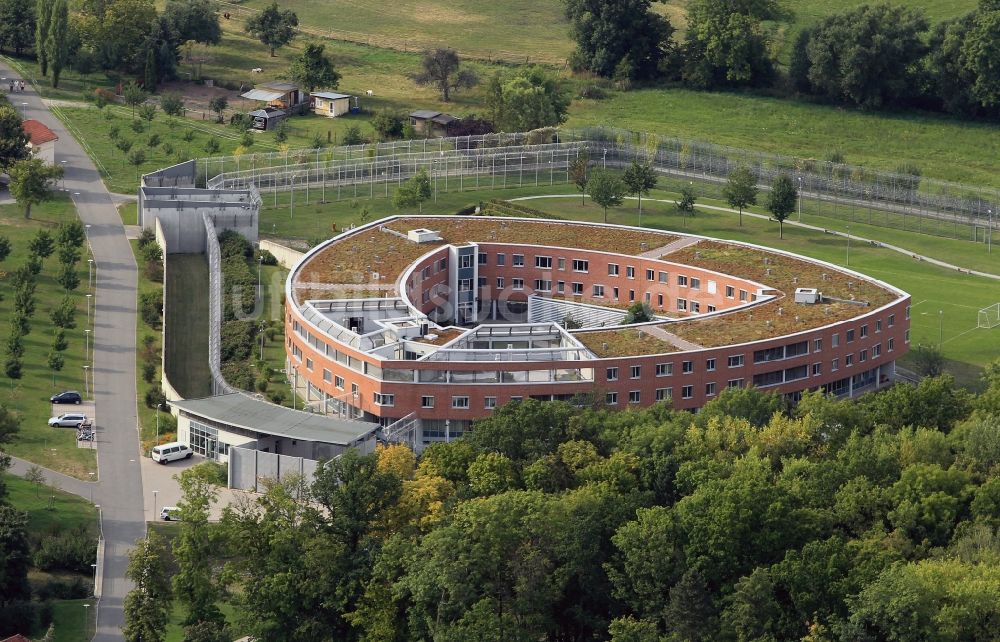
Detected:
left=48, top=413, right=88, bottom=428
left=151, top=442, right=193, bottom=464
left=50, top=390, right=82, bottom=404
left=160, top=506, right=181, bottom=521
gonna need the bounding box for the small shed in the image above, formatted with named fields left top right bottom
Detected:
left=311, top=91, right=355, bottom=118
left=241, top=81, right=304, bottom=110
left=22, top=119, right=58, bottom=164
left=249, top=107, right=287, bottom=131
left=409, top=110, right=459, bottom=137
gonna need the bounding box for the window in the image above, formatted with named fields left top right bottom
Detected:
left=374, top=393, right=394, bottom=407
left=682, top=385, right=694, bottom=399
left=422, top=291, right=430, bottom=304
left=876, top=319, right=882, bottom=333
left=860, top=325, right=869, bottom=339
left=626, top=266, right=635, bottom=279
left=512, top=278, right=524, bottom=290
left=458, top=279, right=472, bottom=292
left=438, top=257, right=447, bottom=271
left=497, top=253, right=506, bottom=266
left=305, top=358, right=313, bottom=371
left=659, top=271, right=668, bottom=283
left=335, top=376, right=344, bottom=390
left=873, top=343, right=881, bottom=358
left=630, top=365, right=641, bottom=379
left=656, top=362, right=673, bottom=376
left=478, top=277, right=487, bottom=288
left=705, top=382, right=716, bottom=396
left=534, top=279, right=552, bottom=292
left=832, top=333, right=840, bottom=348
left=682, top=360, right=693, bottom=374
left=690, top=278, right=701, bottom=290
left=572, top=282, right=584, bottom=295
left=460, top=255, right=473, bottom=269
left=812, top=363, right=822, bottom=376
left=646, top=269, right=655, bottom=281
left=606, top=367, right=619, bottom=381
left=496, top=277, right=505, bottom=289
left=536, top=256, right=552, bottom=269
left=629, top=290, right=635, bottom=301
left=831, top=358, right=839, bottom=371
left=478, top=252, right=487, bottom=265
left=645, top=292, right=651, bottom=303
left=888, top=314, right=895, bottom=328
left=608, top=263, right=620, bottom=276
left=888, top=338, right=895, bottom=352
left=728, top=378, right=744, bottom=388
left=614, top=287, right=620, bottom=299
left=846, top=354, right=854, bottom=367
left=656, top=387, right=672, bottom=401
left=905, top=329, right=910, bottom=343
left=629, top=390, right=641, bottom=404
left=726, top=285, right=735, bottom=298
left=557, top=281, right=565, bottom=294
left=513, top=254, right=525, bottom=267
left=593, top=284, right=605, bottom=297
left=452, top=396, right=470, bottom=409
left=846, top=329, right=855, bottom=342
left=739, top=289, right=749, bottom=301
left=728, top=355, right=744, bottom=368
left=814, top=339, right=822, bottom=352
left=677, top=275, right=688, bottom=287
left=706, top=358, right=716, bottom=371
left=691, top=302, right=701, bottom=313
left=859, top=349, right=868, bottom=362
left=322, top=369, right=332, bottom=382
left=606, top=392, right=618, bottom=405
left=572, top=259, right=589, bottom=272
left=707, top=305, right=716, bottom=313
left=657, top=294, right=664, bottom=307
left=677, top=298, right=688, bottom=311
left=558, top=258, right=566, bottom=270
left=485, top=397, right=497, bottom=409
left=906, top=305, right=911, bottom=320
left=421, top=396, right=435, bottom=408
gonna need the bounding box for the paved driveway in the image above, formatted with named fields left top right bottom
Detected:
left=141, top=454, right=240, bottom=522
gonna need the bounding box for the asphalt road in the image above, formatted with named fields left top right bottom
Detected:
left=1, top=62, right=142, bottom=641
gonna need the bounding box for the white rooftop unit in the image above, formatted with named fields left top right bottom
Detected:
left=795, top=288, right=821, bottom=304
left=407, top=228, right=442, bottom=243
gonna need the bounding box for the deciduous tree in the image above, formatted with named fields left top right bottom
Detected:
left=173, top=465, right=223, bottom=627
left=413, top=48, right=477, bottom=102
left=245, top=3, right=298, bottom=57
left=45, top=0, right=68, bottom=87
left=485, top=66, right=570, bottom=132
left=723, top=164, right=758, bottom=226
left=289, top=42, right=340, bottom=93
left=766, top=173, right=796, bottom=238
left=392, top=169, right=432, bottom=212
left=565, top=0, right=675, bottom=80
left=587, top=169, right=625, bottom=222
left=622, top=161, right=657, bottom=216
left=164, top=0, right=221, bottom=45
left=0, top=105, right=29, bottom=171
left=35, top=0, right=53, bottom=76
left=123, top=531, right=172, bottom=642
left=8, top=157, right=63, bottom=219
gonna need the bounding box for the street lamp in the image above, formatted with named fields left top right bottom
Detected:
left=82, top=365, right=90, bottom=397
left=259, top=321, right=266, bottom=361
left=797, top=176, right=802, bottom=222
left=156, top=403, right=162, bottom=445
left=20, top=102, right=27, bottom=118
left=84, top=329, right=91, bottom=364
left=91, top=563, right=98, bottom=596
left=86, top=293, right=92, bottom=328
left=846, top=225, right=851, bottom=266
left=257, top=255, right=263, bottom=301
left=152, top=490, right=159, bottom=521
left=88, top=259, right=94, bottom=290
left=88, top=472, right=95, bottom=502
left=60, top=160, right=67, bottom=190
left=988, top=209, right=993, bottom=254
left=939, top=310, right=944, bottom=346
left=83, top=604, right=91, bottom=636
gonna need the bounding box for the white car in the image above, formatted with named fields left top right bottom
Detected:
left=151, top=442, right=193, bottom=464
left=48, top=413, right=88, bottom=428
left=160, top=506, right=181, bottom=521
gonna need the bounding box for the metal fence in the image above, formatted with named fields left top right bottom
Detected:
left=204, top=213, right=237, bottom=396
left=199, top=126, right=998, bottom=242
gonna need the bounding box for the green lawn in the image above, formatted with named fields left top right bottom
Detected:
left=0, top=198, right=97, bottom=479
left=131, top=240, right=170, bottom=451
left=164, top=255, right=211, bottom=399
left=50, top=598, right=96, bottom=642
left=5, top=474, right=99, bottom=536
left=118, top=202, right=138, bottom=226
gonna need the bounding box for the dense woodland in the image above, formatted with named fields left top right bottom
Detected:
left=116, top=362, right=1000, bottom=642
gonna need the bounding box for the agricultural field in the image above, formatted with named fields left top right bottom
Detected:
left=0, top=199, right=96, bottom=478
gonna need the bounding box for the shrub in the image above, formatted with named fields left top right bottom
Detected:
left=218, top=230, right=253, bottom=258
left=57, top=264, right=80, bottom=291
left=140, top=241, right=163, bottom=263
left=342, top=125, right=364, bottom=145
left=229, top=112, right=250, bottom=130
left=204, top=138, right=221, bottom=154
left=240, top=131, right=254, bottom=148
left=256, top=378, right=268, bottom=393
left=141, top=360, right=157, bottom=383
left=93, top=87, right=116, bottom=107
left=108, top=125, right=120, bottom=140
left=143, top=258, right=163, bottom=282
left=221, top=360, right=255, bottom=390
left=137, top=228, right=156, bottom=249
left=35, top=577, right=89, bottom=600
left=52, top=329, right=68, bottom=351
left=50, top=296, right=76, bottom=329
left=371, top=111, right=405, bottom=140
left=138, top=103, right=157, bottom=122
left=144, top=387, right=167, bottom=409
left=139, top=290, right=163, bottom=328
left=147, top=133, right=161, bottom=148
left=256, top=249, right=277, bottom=266
left=182, top=129, right=196, bottom=142
left=578, top=85, right=608, bottom=100
left=190, top=461, right=228, bottom=486
left=33, top=529, right=96, bottom=573
left=160, top=92, right=185, bottom=116
left=221, top=320, right=254, bottom=361
left=268, top=389, right=285, bottom=405
left=162, top=142, right=174, bottom=156
left=4, top=357, right=21, bottom=379
left=273, top=121, right=289, bottom=143
left=130, top=119, right=144, bottom=133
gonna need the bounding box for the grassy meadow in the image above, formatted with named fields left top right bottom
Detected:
left=0, top=198, right=96, bottom=478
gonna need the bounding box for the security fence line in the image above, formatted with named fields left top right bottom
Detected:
left=204, top=212, right=237, bottom=396
left=198, top=127, right=998, bottom=242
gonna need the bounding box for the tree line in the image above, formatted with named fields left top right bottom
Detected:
left=567, top=0, right=1000, bottom=119
left=123, top=363, right=1000, bottom=641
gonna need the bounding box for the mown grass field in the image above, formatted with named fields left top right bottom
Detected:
left=258, top=182, right=999, bottom=387
left=164, top=255, right=211, bottom=399
left=0, top=198, right=96, bottom=478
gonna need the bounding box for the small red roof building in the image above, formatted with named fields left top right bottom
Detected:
left=2, top=634, right=33, bottom=642
left=22, top=119, right=58, bottom=146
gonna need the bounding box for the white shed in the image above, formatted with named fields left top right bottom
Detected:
left=23, top=119, right=58, bottom=164
left=311, top=91, right=354, bottom=118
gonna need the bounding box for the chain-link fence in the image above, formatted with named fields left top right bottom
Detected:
left=204, top=213, right=237, bottom=396
left=198, top=126, right=998, bottom=242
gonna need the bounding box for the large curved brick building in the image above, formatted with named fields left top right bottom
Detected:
left=285, top=216, right=910, bottom=445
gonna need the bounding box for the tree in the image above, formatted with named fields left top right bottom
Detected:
left=23, top=465, right=45, bottom=497
left=115, top=137, right=133, bottom=161
left=0, top=505, right=31, bottom=604
left=0, top=404, right=21, bottom=445
left=565, top=0, right=675, bottom=80
left=122, top=80, right=148, bottom=119
left=803, top=4, right=929, bottom=108
left=912, top=343, right=945, bottom=377
left=414, top=48, right=478, bottom=102
left=144, top=44, right=157, bottom=90
left=28, top=229, right=55, bottom=259
left=8, top=157, right=63, bottom=219
left=208, top=96, right=227, bottom=123
left=587, top=169, right=626, bottom=223
left=766, top=173, right=796, bottom=238
left=683, top=0, right=779, bottom=89
left=45, top=0, right=69, bottom=87
left=568, top=152, right=590, bottom=206
left=624, top=301, right=654, bottom=324
left=960, top=7, right=1000, bottom=109
left=485, top=66, right=570, bottom=132
left=0, top=0, right=36, bottom=55
left=392, top=169, right=432, bottom=212
left=289, top=42, right=340, bottom=93
left=57, top=262, right=80, bottom=290
left=370, top=111, right=404, bottom=141
left=173, top=465, right=223, bottom=627
left=723, top=164, right=758, bottom=227
left=35, top=0, right=53, bottom=76
left=123, top=531, right=172, bottom=642
left=94, top=0, right=159, bottom=73
left=160, top=92, right=185, bottom=116
left=47, top=350, right=64, bottom=384
left=622, top=161, right=657, bottom=218
left=0, top=106, right=29, bottom=171
left=164, top=0, right=221, bottom=45
left=245, top=3, right=298, bottom=57
left=675, top=183, right=696, bottom=218
left=0, top=237, right=9, bottom=263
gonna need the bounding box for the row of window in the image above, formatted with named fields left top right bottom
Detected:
left=605, top=380, right=744, bottom=405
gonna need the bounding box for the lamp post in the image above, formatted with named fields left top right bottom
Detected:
left=83, top=604, right=91, bottom=636
left=84, top=329, right=91, bottom=364
left=86, top=293, right=92, bottom=328
left=939, top=310, right=944, bottom=346
left=797, top=176, right=802, bottom=222
left=91, top=563, right=98, bottom=596
left=257, top=255, right=263, bottom=301
left=846, top=225, right=851, bottom=266
left=88, top=259, right=94, bottom=290
left=259, top=321, right=266, bottom=361
left=152, top=490, right=158, bottom=521
left=83, top=365, right=90, bottom=397
left=20, top=102, right=27, bottom=118
left=60, top=160, right=67, bottom=190
left=156, top=403, right=162, bottom=445
left=988, top=209, right=993, bottom=254
left=88, top=472, right=95, bottom=502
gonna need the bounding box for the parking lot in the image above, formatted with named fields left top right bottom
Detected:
left=49, top=400, right=97, bottom=450
left=140, top=454, right=241, bottom=522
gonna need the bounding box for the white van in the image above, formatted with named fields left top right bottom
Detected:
left=151, top=442, right=193, bottom=464
left=160, top=506, right=181, bottom=521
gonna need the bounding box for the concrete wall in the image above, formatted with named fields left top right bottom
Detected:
left=155, top=216, right=187, bottom=405
left=259, top=239, right=304, bottom=270
left=228, top=446, right=321, bottom=491
left=142, top=202, right=259, bottom=254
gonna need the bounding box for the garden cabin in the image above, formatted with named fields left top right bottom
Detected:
left=311, top=92, right=356, bottom=118
left=22, top=119, right=58, bottom=164
left=409, top=110, right=459, bottom=137
left=249, top=107, right=287, bottom=131
left=241, top=81, right=305, bottom=110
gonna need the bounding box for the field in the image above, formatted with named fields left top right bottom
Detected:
left=0, top=198, right=96, bottom=478
left=132, top=240, right=171, bottom=451
left=164, top=255, right=212, bottom=399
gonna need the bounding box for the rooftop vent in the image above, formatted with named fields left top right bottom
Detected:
left=794, top=288, right=821, bottom=304
left=407, top=228, right=443, bottom=243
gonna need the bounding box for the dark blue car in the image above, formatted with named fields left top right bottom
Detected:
left=50, top=391, right=82, bottom=405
